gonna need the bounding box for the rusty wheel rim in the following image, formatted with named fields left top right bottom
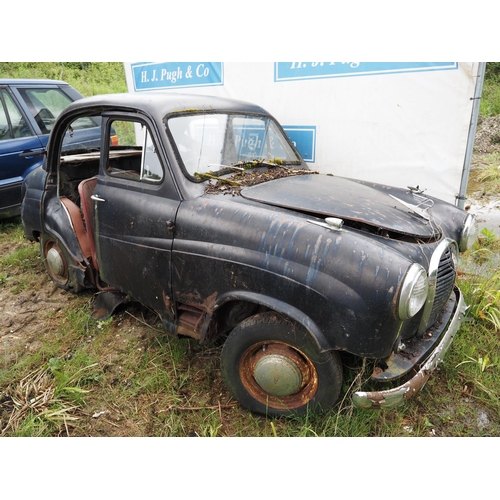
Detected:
left=43, top=240, right=69, bottom=285
left=239, top=341, right=319, bottom=410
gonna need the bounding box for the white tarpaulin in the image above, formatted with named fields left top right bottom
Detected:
left=124, top=62, right=482, bottom=205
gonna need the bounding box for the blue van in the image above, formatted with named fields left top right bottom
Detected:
left=0, top=79, right=102, bottom=219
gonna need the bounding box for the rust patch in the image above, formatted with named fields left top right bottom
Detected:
left=238, top=340, right=319, bottom=410
left=173, top=292, right=219, bottom=340
left=176, top=304, right=205, bottom=340
left=176, top=291, right=219, bottom=313
left=355, top=368, right=432, bottom=409
left=60, top=197, right=91, bottom=259
left=162, top=291, right=173, bottom=310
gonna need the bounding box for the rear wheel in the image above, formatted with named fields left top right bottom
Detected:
left=40, top=233, right=82, bottom=293
left=220, top=311, right=342, bottom=416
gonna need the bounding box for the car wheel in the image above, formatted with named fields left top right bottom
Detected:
left=220, top=311, right=343, bottom=416
left=40, top=233, right=82, bottom=293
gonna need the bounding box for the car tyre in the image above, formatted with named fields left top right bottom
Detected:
left=40, top=233, right=83, bottom=293
left=220, top=311, right=342, bottom=417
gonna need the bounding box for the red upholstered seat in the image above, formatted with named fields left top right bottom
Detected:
left=60, top=196, right=92, bottom=260
left=78, top=177, right=98, bottom=269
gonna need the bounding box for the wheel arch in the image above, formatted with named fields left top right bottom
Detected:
left=40, top=196, right=93, bottom=291
left=208, top=290, right=333, bottom=353
left=43, top=196, right=88, bottom=265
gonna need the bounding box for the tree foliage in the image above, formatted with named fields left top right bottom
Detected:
left=485, top=62, right=500, bottom=82
left=0, top=62, right=127, bottom=96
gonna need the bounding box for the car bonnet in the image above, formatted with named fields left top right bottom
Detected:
left=240, top=173, right=440, bottom=238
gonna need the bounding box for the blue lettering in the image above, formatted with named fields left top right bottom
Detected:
left=276, top=62, right=457, bottom=82
left=132, top=62, right=223, bottom=91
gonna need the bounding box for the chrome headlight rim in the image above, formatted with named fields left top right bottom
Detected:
left=459, top=213, right=479, bottom=252
left=398, top=263, right=429, bottom=320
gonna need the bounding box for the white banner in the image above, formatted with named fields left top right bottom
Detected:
left=124, top=62, right=481, bottom=205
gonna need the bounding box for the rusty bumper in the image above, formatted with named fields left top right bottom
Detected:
left=352, top=287, right=467, bottom=409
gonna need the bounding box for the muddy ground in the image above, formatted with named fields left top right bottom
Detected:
left=468, top=116, right=500, bottom=233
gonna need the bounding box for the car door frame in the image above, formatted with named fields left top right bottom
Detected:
left=93, top=112, right=181, bottom=322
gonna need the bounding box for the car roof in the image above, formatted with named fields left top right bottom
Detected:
left=0, top=78, right=70, bottom=86
left=62, top=91, right=271, bottom=120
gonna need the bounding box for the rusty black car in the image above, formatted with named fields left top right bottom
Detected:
left=21, top=92, right=478, bottom=416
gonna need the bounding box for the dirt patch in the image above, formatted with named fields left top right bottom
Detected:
left=474, top=115, right=500, bottom=154
left=0, top=230, right=244, bottom=436
left=467, top=115, right=500, bottom=233
left=0, top=262, right=235, bottom=436
left=0, top=265, right=74, bottom=362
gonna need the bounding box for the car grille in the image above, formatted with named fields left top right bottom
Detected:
left=418, top=239, right=457, bottom=333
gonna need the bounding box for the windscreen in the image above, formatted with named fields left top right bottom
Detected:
left=167, top=113, right=301, bottom=176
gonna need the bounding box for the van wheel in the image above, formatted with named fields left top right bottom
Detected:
left=40, top=234, right=82, bottom=293
left=220, top=312, right=342, bottom=417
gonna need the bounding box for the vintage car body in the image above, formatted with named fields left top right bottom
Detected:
left=21, top=92, right=478, bottom=416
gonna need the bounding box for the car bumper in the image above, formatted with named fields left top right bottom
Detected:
left=352, top=287, right=466, bottom=409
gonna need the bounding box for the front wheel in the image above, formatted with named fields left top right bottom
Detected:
left=220, top=312, right=343, bottom=417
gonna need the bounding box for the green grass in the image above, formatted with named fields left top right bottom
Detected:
left=476, top=167, right=500, bottom=199
left=469, top=153, right=500, bottom=199
left=0, top=62, right=127, bottom=96
left=460, top=229, right=500, bottom=331
left=2, top=217, right=499, bottom=437
left=481, top=78, right=500, bottom=117
left=0, top=218, right=43, bottom=293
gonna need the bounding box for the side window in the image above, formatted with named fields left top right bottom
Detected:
left=0, top=89, right=32, bottom=140
left=142, top=128, right=163, bottom=181
left=0, top=96, right=9, bottom=141
left=107, top=119, right=163, bottom=183
left=17, top=87, right=73, bottom=134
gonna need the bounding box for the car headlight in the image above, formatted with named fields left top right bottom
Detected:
left=459, top=213, right=479, bottom=252
left=398, top=263, right=429, bottom=320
